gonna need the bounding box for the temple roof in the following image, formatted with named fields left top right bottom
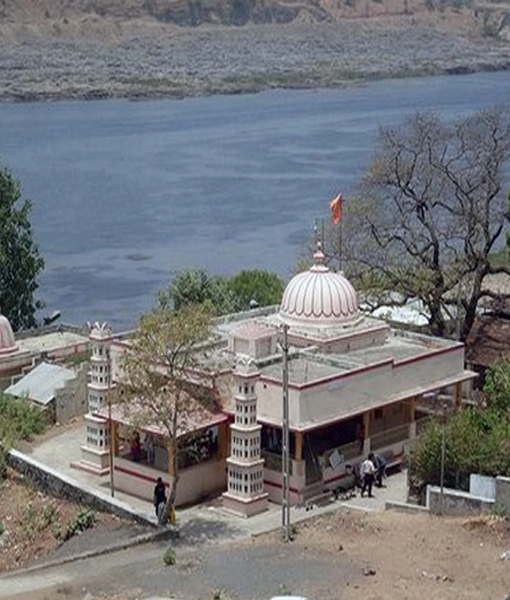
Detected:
left=279, top=245, right=359, bottom=327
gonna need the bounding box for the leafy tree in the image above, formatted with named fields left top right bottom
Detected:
left=341, top=107, right=510, bottom=341
left=409, top=360, right=510, bottom=495
left=0, top=162, right=44, bottom=330
left=160, top=268, right=285, bottom=316
left=227, top=269, right=284, bottom=311
left=116, top=303, right=214, bottom=518
left=483, top=361, right=510, bottom=414
left=0, top=394, right=46, bottom=479
left=158, top=269, right=235, bottom=315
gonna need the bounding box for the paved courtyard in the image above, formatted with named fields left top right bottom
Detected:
left=21, top=421, right=409, bottom=535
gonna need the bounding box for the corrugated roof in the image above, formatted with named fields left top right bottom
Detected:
left=5, top=362, right=76, bottom=406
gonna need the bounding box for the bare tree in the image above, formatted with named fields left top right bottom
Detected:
left=116, top=303, right=214, bottom=520
left=342, top=107, right=510, bottom=340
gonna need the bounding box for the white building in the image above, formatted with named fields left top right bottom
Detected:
left=73, top=245, right=478, bottom=509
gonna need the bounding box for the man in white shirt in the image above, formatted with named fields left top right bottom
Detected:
left=360, top=453, right=376, bottom=498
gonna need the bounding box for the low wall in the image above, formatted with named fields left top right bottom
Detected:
left=114, top=456, right=227, bottom=507
left=496, top=476, right=510, bottom=514
left=7, top=449, right=155, bottom=526
left=426, top=475, right=510, bottom=516
left=426, top=485, right=495, bottom=516
left=385, top=500, right=429, bottom=514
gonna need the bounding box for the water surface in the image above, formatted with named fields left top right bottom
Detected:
left=0, top=71, right=508, bottom=330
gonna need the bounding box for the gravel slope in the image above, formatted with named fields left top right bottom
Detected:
left=0, top=16, right=509, bottom=101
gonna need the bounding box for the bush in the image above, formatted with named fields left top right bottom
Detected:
left=0, top=394, right=47, bottom=481
left=163, top=547, right=176, bottom=566
left=53, top=507, right=97, bottom=542
left=0, top=394, right=46, bottom=441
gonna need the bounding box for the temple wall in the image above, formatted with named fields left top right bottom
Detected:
left=113, top=456, right=227, bottom=507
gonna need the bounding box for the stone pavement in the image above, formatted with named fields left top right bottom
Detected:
left=0, top=423, right=409, bottom=598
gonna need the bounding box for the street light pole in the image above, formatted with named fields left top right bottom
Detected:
left=281, top=324, right=291, bottom=542
left=107, top=348, right=115, bottom=498
left=108, top=393, right=115, bottom=498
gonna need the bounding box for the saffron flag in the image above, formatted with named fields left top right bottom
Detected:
left=329, top=194, right=342, bottom=225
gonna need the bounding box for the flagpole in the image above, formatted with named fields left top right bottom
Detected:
left=329, top=193, right=343, bottom=272
left=338, top=218, right=342, bottom=273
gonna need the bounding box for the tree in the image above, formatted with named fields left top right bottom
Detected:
left=227, top=269, right=284, bottom=311
left=158, top=269, right=236, bottom=315
left=116, top=303, right=214, bottom=518
left=483, top=360, right=510, bottom=414
left=0, top=162, right=44, bottom=331
left=0, top=393, right=46, bottom=479
left=160, top=268, right=285, bottom=316
left=409, top=360, right=510, bottom=497
left=341, top=107, right=510, bottom=340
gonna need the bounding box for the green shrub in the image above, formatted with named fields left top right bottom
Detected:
left=0, top=394, right=46, bottom=451
left=54, top=508, right=97, bottom=542
left=163, top=547, right=176, bottom=566
left=0, top=519, right=4, bottom=536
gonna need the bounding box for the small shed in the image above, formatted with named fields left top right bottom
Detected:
left=5, top=362, right=77, bottom=423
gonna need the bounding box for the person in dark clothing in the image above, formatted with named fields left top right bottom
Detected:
left=374, top=453, right=387, bottom=488
left=153, top=477, right=167, bottom=526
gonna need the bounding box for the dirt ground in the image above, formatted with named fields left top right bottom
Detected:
left=3, top=466, right=510, bottom=600
left=157, top=509, right=510, bottom=600
left=289, top=509, right=510, bottom=600
left=0, top=468, right=147, bottom=574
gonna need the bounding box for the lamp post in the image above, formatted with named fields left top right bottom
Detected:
left=281, top=324, right=291, bottom=542
left=107, top=348, right=115, bottom=498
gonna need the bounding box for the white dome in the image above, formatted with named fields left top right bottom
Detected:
left=0, top=309, right=18, bottom=355
left=280, top=247, right=359, bottom=326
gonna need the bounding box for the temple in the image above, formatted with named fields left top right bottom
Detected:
left=1, top=246, right=477, bottom=515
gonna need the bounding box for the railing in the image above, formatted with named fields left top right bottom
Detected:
left=370, top=423, right=409, bottom=451
left=262, top=449, right=284, bottom=473
left=416, top=416, right=434, bottom=436
left=323, top=440, right=360, bottom=468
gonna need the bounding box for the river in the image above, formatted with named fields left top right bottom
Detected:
left=0, top=71, right=509, bottom=331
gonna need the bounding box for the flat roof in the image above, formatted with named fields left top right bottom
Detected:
left=16, top=330, right=89, bottom=355
left=259, top=330, right=460, bottom=386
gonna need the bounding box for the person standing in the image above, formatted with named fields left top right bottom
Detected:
left=153, top=477, right=167, bottom=526
left=374, top=453, right=387, bottom=488
left=360, top=453, right=376, bottom=498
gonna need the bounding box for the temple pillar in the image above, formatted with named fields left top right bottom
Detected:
left=362, top=411, right=371, bottom=454
left=112, top=421, right=119, bottom=455
left=409, top=396, right=417, bottom=439
left=455, top=382, right=462, bottom=408
left=295, top=431, right=303, bottom=461
left=218, top=421, right=229, bottom=459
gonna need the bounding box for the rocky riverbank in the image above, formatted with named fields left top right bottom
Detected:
left=1, top=16, right=510, bottom=101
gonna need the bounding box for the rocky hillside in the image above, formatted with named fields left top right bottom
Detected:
left=0, top=0, right=508, bottom=101
left=0, top=0, right=473, bottom=29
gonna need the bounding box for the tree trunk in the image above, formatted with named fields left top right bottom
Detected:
left=162, top=437, right=179, bottom=525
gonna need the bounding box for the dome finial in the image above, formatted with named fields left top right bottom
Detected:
left=313, top=240, right=326, bottom=267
